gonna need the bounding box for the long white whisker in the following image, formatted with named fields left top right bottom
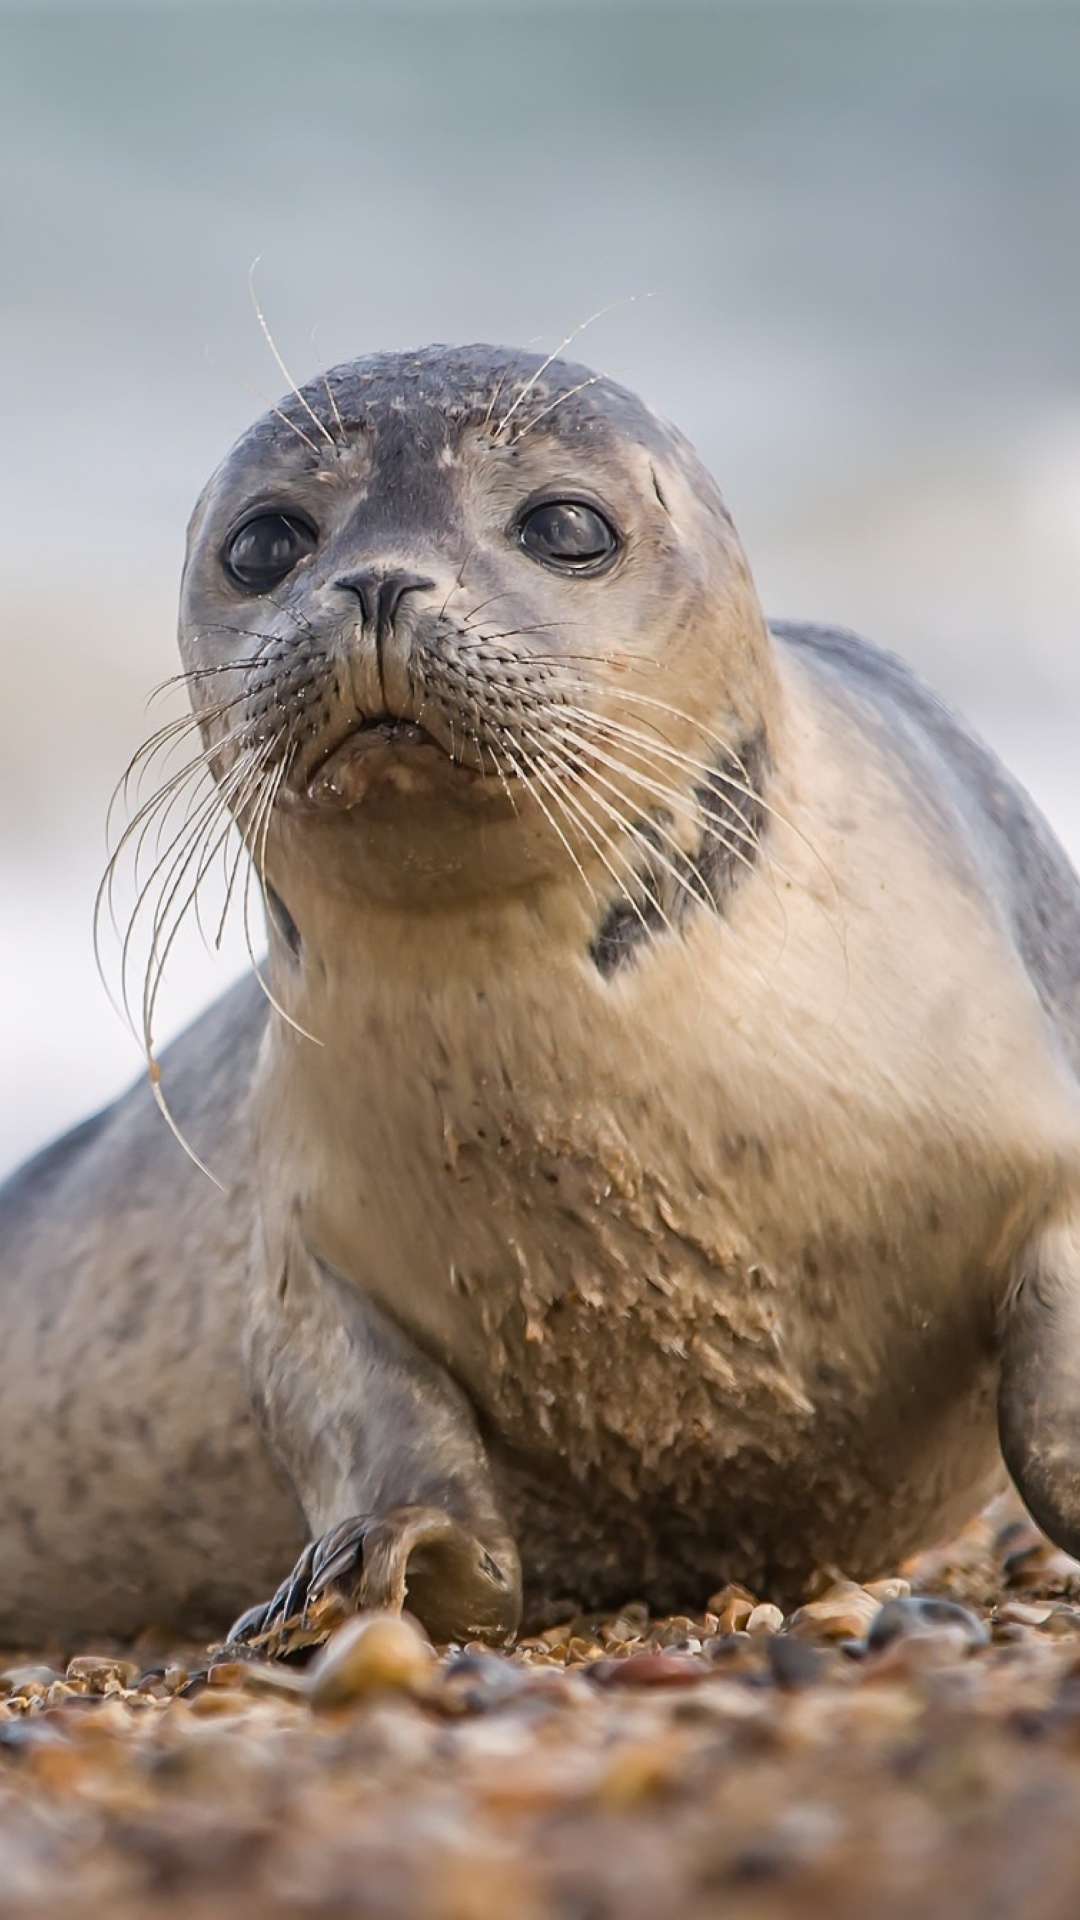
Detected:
left=554, top=711, right=761, bottom=873
left=516, top=720, right=680, bottom=950
left=521, top=723, right=687, bottom=952
left=539, top=715, right=738, bottom=920
left=496, top=732, right=600, bottom=914
left=249, top=261, right=336, bottom=452
left=494, top=297, right=639, bottom=439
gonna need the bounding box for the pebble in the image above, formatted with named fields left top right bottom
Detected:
left=788, top=1583, right=882, bottom=1642
left=309, top=1612, right=435, bottom=1709
left=706, top=1583, right=758, bottom=1633
left=764, top=1636, right=830, bottom=1690
left=589, top=1653, right=704, bottom=1690
left=65, top=1655, right=140, bottom=1693
left=867, top=1596, right=988, bottom=1653
left=0, top=1665, right=58, bottom=1695
left=440, top=1650, right=530, bottom=1712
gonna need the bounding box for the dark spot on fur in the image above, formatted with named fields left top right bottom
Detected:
left=266, top=884, right=302, bottom=959
left=590, top=730, right=769, bottom=979
left=814, top=1362, right=847, bottom=1392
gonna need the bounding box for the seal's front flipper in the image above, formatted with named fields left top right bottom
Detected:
left=229, top=1505, right=519, bottom=1648
left=999, top=1213, right=1080, bottom=1558
left=241, top=1234, right=521, bottom=1649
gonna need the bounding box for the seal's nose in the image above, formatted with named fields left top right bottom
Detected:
left=336, top=569, right=435, bottom=636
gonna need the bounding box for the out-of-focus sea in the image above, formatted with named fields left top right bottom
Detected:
left=1, top=0, right=1078, bottom=1178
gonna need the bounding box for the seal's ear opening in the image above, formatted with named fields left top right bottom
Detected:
left=998, top=1217, right=1080, bottom=1561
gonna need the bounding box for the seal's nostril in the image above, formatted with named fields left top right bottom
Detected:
left=337, top=569, right=435, bottom=633
left=336, top=568, right=378, bottom=628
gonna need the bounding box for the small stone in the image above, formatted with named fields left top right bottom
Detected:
left=309, top=1611, right=435, bottom=1709
left=440, top=1649, right=529, bottom=1712
left=746, top=1604, right=785, bottom=1637
left=539, top=1625, right=573, bottom=1648
left=588, top=1652, right=703, bottom=1690
left=0, top=1665, right=58, bottom=1695
left=0, top=1718, right=67, bottom=1754
left=1000, top=1534, right=1080, bottom=1592
left=706, top=1583, right=758, bottom=1634
left=764, top=1636, right=829, bottom=1690
left=788, top=1583, right=882, bottom=1642
left=867, top=1595, right=988, bottom=1653
left=998, top=1599, right=1054, bottom=1628
left=65, top=1655, right=140, bottom=1694
left=863, top=1577, right=911, bottom=1604
left=207, top=1661, right=253, bottom=1689
left=1041, top=1607, right=1080, bottom=1637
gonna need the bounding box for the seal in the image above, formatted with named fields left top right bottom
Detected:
left=2, top=341, right=1080, bottom=1645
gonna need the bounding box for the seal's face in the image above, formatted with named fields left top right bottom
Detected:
left=179, top=345, right=773, bottom=928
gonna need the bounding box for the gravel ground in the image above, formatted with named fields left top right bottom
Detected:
left=4, top=1501, right=1080, bottom=1919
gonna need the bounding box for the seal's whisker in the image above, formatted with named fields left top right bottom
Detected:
left=540, top=714, right=737, bottom=924
left=563, top=695, right=834, bottom=909
left=551, top=695, right=765, bottom=852
left=495, top=730, right=600, bottom=912
left=574, top=713, right=802, bottom=940
left=464, top=623, right=572, bottom=646
left=137, top=734, right=270, bottom=963
left=143, top=807, right=238, bottom=1046
left=311, top=331, right=348, bottom=449
left=237, top=754, right=320, bottom=1045
left=116, top=702, right=233, bottom=812
left=510, top=375, right=602, bottom=445
left=473, top=729, right=521, bottom=816
left=439, top=546, right=478, bottom=622
left=559, top=709, right=763, bottom=871
left=527, top=724, right=699, bottom=950
left=549, top=712, right=797, bottom=980
left=194, top=739, right=279, bottom=953
left=493, top=298, right=632, bottom=439
left=139, top=741, right=278, bottom=1054
left=151, top=657, right=267, bottom=698
left=213, top=800, right=256, bottom=953
left=249, top=264, right=337, bottom=454
left=480, top=364, right=513, bottom=431
left=557, top=699, right=845, bottom=977
left=129, top=712, right=250, bottom=812
left=567, top=684, right=773, bottom=813
left=109, top=745, right=213, bottom=878
left=108, top=720, right=253, bottom=890
left=516, top=720, right=680, bottom=949
left=458, top=591, right=522, bottom=630
left=135, top=743, right=269, bottom=1011
left=100, top=752, right=224, bottom=982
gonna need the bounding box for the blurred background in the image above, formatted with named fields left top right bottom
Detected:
left=1, top=0, right=1078, bottom=1178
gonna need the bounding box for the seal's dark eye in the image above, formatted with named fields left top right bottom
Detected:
left=518, top=500, right=618, bottom=573
left=224, top=512, right=318, bottom=592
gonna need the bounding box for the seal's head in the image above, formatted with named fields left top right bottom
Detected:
left=179, top=344, right=775, bottom=935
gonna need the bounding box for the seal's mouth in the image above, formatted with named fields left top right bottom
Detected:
left=297, top=714, right=484, bottom=813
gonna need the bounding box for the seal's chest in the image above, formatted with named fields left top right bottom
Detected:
left=437, top=1097, right=814, bottom=1480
